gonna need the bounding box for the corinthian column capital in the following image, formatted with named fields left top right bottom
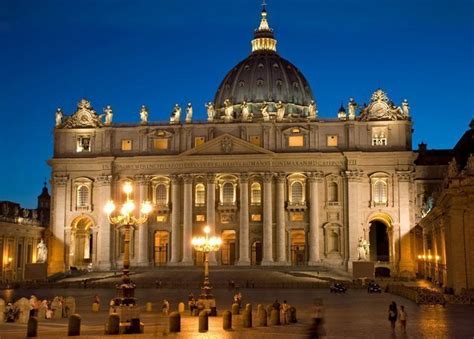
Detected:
left=53, top=174, right=68, bottom=186
left=307, top=171, right=324, bottom=183
left=96, top=175, right=112, bottom=185
left=134, top=174, right=150, bottom=185
left=206, top=173, right=217, bottom=184
left=275, top=173, right=286, bottom=183
left=262, top=172, right=274, bottom=183
left=180, top=174, right=194, bottom=184
left=239, top=173, right=249, bottom=183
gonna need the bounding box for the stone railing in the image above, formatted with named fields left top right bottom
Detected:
left=387, top=284, right=445, bottom=305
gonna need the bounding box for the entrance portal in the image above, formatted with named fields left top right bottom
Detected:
left=369, top=220, right=390, bottom=262
left=70, top=216, right=94, bottom=268
left=290, top=230, right=306, bottom=265
left=251, top=241, right=262, bottom=265
left=154, top=231, right=169, bottom=266
left=221, top=230, right=236, bottom=265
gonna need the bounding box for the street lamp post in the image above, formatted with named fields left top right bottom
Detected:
left=104, top=182, right=152, bottom=306
left=192, top=225, right=222, bottom=310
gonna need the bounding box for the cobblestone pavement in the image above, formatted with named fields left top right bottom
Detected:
left=1, top=287, right=473, bottom=338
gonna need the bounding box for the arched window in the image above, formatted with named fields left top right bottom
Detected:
left=77, top=185, right=89, bottom=208
left=251, top=182, right=261, bottom=205
left=222, top=182, right=234, bottom=204
left=373, top=179, right=388, bottom=204
left=328, top=182, right=338, bottom=202
left=155, top=184, right=167, bottom=206
left=195, top=183, right=205, bottom=206
left=291, top=181, right=304, bottom=204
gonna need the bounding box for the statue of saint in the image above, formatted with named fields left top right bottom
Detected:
left=185, top=103, right=193, bottom=123
left=357, top=237, right=368, bottom=261
left=402, top=99, right=410, bottom=117
left=55, top=108, right=63, bottom=127
left=170, top=104, right=181, bottom=124
left=223, top=99, right=233, bottom=121
left=261, top=102, right=270, bottom=121
left=37, top=239, right=48, bottom=263
left=104, top=105, right=113, bottom=125
left=275, top=101, right=285, bottom=121
left=240, top=101, right=250, bottom=121
left=205, top=102, right=215, bottom=121
left=308, top=100, right=317, bottom=119
left=348, top=98, right=357, bottom=120
left=140, top=105, right=148, bottom=124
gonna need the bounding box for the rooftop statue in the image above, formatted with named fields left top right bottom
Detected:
left=261, top=102, right=270, bottom=121
left=103, top=105, right=113, bottom=125
left=275, top=101, right=285, bottom=122
left=240, top=101, right=251, bottom=121
left=185, top=103, right=193, bottom=123
left=205, top=102, right=215, bottom=122
left=402, top=99, right=410, bottom=118
left=223, top=99, right=234, bottom=122
left=140, top=105, right=148, bottom=125
left=348, top=98, right=357, bottom=120
left=170, top=104, right=181, bottom=124
left=308, top=100, right=317, bottom=120
left=55, top=108, right=63, bottom=127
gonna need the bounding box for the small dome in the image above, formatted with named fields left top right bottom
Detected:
left=213, top=7, right=315, bottom=119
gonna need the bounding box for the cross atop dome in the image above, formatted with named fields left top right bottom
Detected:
left=251, top=2, right=277, bottom=53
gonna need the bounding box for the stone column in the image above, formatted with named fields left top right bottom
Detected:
left=237, top=174, right=250, bottom=265
left=206, top=174, right=217, bottom=264
left=169, top=175, right=181, bottom=265
left=136, top=175, right=150, bottom=267
left=308, top=171, right=323, bottom=265
left=95, top=175, right=113, bottom=270
left=397, top=171, right=415, bottom=275
left=49, top=175, right=68, bottom=275
left=275, top=173, right=287, bottom=264
left=181, top=174, right=193, bottom=265
left=345, top=170, right=364, bottom=270
left=261, top=172, right=274, bottom=265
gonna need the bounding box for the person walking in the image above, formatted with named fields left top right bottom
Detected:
left=399, top=305, right=407, bottom=333
left=388, top=301, right=398, bottom=333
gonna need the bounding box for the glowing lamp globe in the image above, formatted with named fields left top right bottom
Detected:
left=104, top=200, right=116, bottom=215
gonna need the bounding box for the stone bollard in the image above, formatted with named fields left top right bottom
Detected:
left=245, top=303, right=252, bottom=313
left=258, top=308, right=267, bottom=327
left=178, top=302, right=185, bottom=313
left=68, top=314, right=81, bottom=336
left=242, top=310, right=252, bottom=328
left=222, top=310, right=232, bottom=330
left=0, top=298, right=5, bottom=323
left=270, top=309, right=280, bottom=326
left=169, top=312, right=181, bottom=333
left=146, top=302, right=152, bottom=312
left=231, top=303, right=239, bottom=315
left=199, top=310, right=209, bottom=333
left=106, top=313, right=120, bottom=335
left=27, top=317, right=38, bottom=338
left=289, top=307, right=297, bottom=323
left=266, top=304, right=273, bottom=318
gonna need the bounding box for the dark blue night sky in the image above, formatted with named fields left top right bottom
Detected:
left=1, top=0, right=473, bottom=207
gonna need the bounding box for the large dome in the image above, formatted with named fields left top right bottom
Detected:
left=213, top=7, right=316, bottom=119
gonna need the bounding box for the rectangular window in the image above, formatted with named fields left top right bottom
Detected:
left=153, top=138, right=169, bottom=150
left=291, top=212, right=304, bottom=221
left=251, top=214, right=262, bottom=222
left=196, top=214, right=205, bottom=222
left=250, top=135, right=261, bottom=146
left=121, top=139, right=132, bottom=151
left=156, top=215, right=167, bottom=222
left=288, top=135, right=304, bottom=147
left=327, top=135, right=338, bottom=147
left=76, top=136, right=91, bottom=152
left=194, top=137, right=206, bottom=147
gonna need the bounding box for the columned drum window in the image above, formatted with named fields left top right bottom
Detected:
left=291, top=181, right=304, bottom=204
left=77, top=185, right=89, bottom=208
left=195, top=183, right=205, bottom=206
left=222, top=182, right=234, bottom=204
left=373, top=179, right=388, bottom=204
left=250, top=182, right=261, bottom=205
left=155, top=184, right=167, bottom=206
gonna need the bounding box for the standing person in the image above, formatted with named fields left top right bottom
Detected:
left=388, top=301, right=398, bottom=333
left=93, top=294, right=100, bottom=305
left=162, top=299, right=170, bottom=315
left=280, top=300, right=289, bottom=325
left=399, top=305, right=407, bottom=333
left=273, top=299, right=281, bottom=311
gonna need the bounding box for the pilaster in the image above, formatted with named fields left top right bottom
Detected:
left=169, top=175, right=181, bottom=265
left=236, top=173, right=251, bottom=265
left=181, top=174, right=194, bottom=265
left=275, top=173, right=287, bottom=264
left=206, top=174, right=217, bottom=264
left=261, top=172, right=274, bottom=265
left=95, top=175, right=112, bottom=270
left=48, top=174, right=68, bottom=274
left=135, top=174, right=150, bottom=267
left=308, top=171, right=324, bottom=265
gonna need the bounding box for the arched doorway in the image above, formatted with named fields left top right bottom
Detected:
left=70, top=216, right=94, bottom=268
left=251, top=241, right=262, bottom=265
left=221, top=230, right=236, bottom=265
left=369, top=220, right=390, bottom=262
left=154, top=231, right=169, bottom=266
left=290, top=230, right=306, bottom=265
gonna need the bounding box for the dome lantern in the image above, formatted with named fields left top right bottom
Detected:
left=251, top=6, right=277, bottom=53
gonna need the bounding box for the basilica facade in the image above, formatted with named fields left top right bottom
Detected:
left=48, top=8, right=418, bottom=277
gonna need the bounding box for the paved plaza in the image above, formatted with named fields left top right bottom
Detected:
left=1, top=284, right=473, bottom=338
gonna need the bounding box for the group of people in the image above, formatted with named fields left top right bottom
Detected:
left=232, top=292, right=242, bottom=310
left=388, top=301, right=407, bottom=333
left=272, top=299, right=292, bottom=325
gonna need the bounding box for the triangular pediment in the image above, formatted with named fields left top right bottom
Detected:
left=180, top=133, right=274, bottom=156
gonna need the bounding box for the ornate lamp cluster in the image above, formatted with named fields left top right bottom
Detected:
left=104, top=182, right=152, bottom=305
